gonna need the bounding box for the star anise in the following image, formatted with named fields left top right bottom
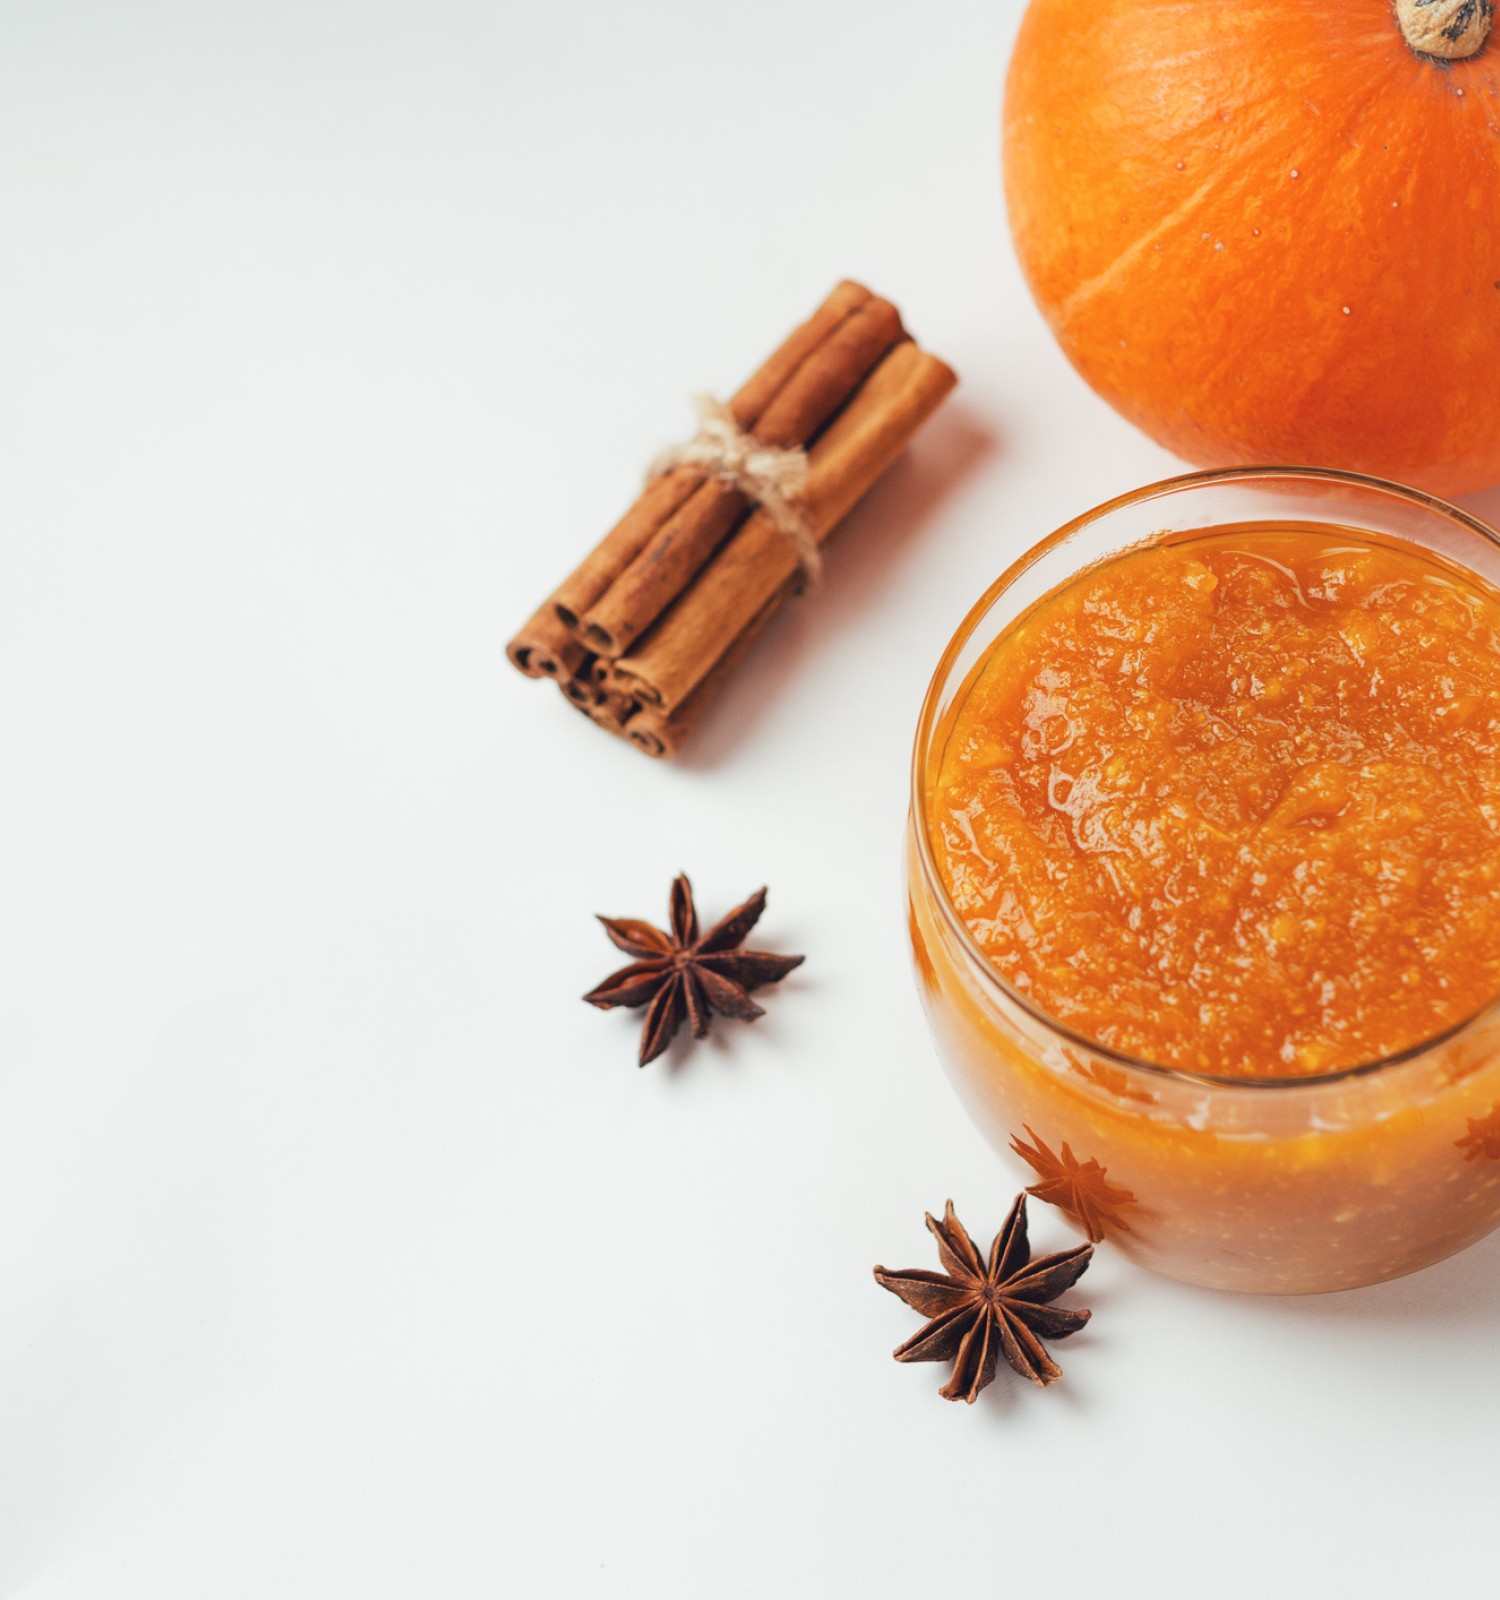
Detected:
left=1011, top=1125, right=1137, bottom=1242
left=583, top=873, right=804, bottom=1066
left=873, top=1194, right=1093, bottom=1403
left=1456, top=1103, right=1500, bottom=1162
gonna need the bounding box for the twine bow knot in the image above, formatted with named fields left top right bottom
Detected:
left=648, top=394, right=821, bottom=585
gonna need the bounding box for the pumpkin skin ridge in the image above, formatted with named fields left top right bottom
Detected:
left=1090, top=80, right=1448, bottom=462
left=1003, top=0, right=1500, bottom=496
left=1047, top=126, right=1286, bottom=334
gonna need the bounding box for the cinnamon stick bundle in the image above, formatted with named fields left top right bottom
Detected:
left=579, top=293, right=904, bottom=658
left=506, top=281, right=956, bottom=759
left=539, top=279, right=878, bottom=644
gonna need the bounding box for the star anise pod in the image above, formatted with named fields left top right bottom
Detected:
left=873, top=1194, right=1093, bottom=1403
left=583, top=874, right=804, bottom=1066
left=1011, top=1125, right=1137, bottom=1243
left=1456, top=1103, right=1500, bottom=1162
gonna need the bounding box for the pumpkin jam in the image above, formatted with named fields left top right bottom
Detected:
left=909, top=520, right=1500, bottom=1291
left=932, top=527, right=1500, bottom=1078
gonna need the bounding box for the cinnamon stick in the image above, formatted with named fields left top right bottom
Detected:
left=611, top=339, right=957, bottom=715
left=625, top=600, right=781, bottom=760
left=533, top=280, right=875, bottom=639
left=559, top=665, right=604, bottom=708
left=549, top=469, right=701, bottom=633
left=506, top=602, right=591, bottom=682
left=577, top=294, right=906, bottom=658
left=724, top=278, right=875, bottom=440
left=561, top=682, right=640, bottom=735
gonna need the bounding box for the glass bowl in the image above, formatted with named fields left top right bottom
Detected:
left=907, top=467, right=1500, bottom=1293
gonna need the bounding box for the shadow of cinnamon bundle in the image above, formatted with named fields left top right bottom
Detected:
left=505, top=279, right=957, bottom=759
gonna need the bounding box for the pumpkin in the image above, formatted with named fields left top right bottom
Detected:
left=1003, top=0, right=1500, bottom=497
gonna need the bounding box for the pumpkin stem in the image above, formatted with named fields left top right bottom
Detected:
left=1395, top=0, right=1492, bottom=59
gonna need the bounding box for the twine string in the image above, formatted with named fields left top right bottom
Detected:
left=648, top=394, right=821, bottom=585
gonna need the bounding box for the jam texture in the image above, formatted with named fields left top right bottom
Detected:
left=932, top=529, right=1500, bottom=1077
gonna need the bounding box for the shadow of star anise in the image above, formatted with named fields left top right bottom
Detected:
left=873, top=1194, right=1093, bottom=1403
left=582, top=873, right=804, bottom=1066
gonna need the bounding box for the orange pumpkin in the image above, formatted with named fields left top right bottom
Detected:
left=1003, top=0, right=1500, bottom=497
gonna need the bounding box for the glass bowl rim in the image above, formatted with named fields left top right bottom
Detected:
left=909, top=463, right=1500, bottom=1093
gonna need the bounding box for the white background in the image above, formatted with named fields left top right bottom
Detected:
left=5, top=2, right=1500, bottom=1595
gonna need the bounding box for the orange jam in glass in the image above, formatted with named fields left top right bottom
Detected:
left=908, top=473, right=1500, bottom=1293
left=933, top=528, right=1500, bottom=1079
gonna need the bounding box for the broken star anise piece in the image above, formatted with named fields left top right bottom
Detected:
left=873, top=1194, right=1093, bottom=1403
left=582, top=873, right=804, bottom=1066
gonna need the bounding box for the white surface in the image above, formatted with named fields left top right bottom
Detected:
left=4, top=2, right=1500, bottom=1595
